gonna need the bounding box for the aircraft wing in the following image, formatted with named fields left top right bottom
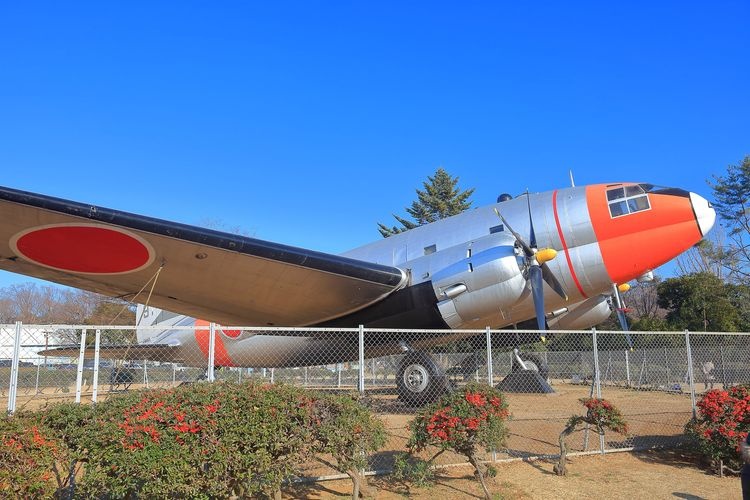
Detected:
left=0, top=186, right=408, bottom=326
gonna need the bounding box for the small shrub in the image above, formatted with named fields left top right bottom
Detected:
left=685, top=385, right=750, bottom=473
left=0, top=414, right=69, bottom=497
left=309, top=392, right=386, bottom=498
left=408, top=383, right=510, bottom=500
left=554, top=398, right=628, bottom=476
left=392, top=452, right=435, bottom=488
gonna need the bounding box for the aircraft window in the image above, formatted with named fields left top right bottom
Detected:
left=424, top=244, right=437, bottom=255
left=607, top=186, right=651, bottom=218
left=609, top=201, right=628, bottom=217
left=489, top=224, right=504, bottom=234
left=625, top=185, right=645, bottom=197
left=606, top=188, right=624, bottom=201
left=628, top=196, right=649, bottom=212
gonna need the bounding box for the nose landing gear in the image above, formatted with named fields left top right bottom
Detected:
left=511, top=350, right=550, bottom=381
left=497, top=348, right=554, bottom=393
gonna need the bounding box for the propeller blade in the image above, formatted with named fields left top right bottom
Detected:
left=541, top=262, right=568, bottom=300
left=526, top=191, right=537, bottom=249
left=493, top=208, right=534, bottom=258
left=529, top=265, right=546, bottom=331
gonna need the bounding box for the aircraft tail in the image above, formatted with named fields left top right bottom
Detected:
left=135, top=305, right=195, bottom=343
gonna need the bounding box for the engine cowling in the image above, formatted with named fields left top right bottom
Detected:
left=430, top=245, right=527, bottom=328
left=546, top=294, right=612, bottom=330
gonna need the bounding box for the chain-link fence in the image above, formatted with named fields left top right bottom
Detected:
left=3, top=323, right=749, bottom=478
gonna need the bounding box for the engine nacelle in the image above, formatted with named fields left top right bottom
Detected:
left=430, top=245, right=526, bottom=328
left=546, top=294, right=612, bottom=330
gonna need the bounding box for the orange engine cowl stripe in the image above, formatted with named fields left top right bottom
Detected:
left=194, top=319, right=237, bottom=367
left=553, top=190, right=588, bottom=298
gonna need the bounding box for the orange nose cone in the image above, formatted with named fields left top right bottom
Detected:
left=587, top=184, right=706, bottom=284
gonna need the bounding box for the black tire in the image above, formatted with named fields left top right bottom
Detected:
left=512, top=352, right=549, bottom=380
left=396, top=351, right=451, bottom=407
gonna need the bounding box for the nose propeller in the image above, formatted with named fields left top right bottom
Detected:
left=494, top=193, right=568, bottom=332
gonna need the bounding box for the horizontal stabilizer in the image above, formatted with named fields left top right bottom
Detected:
left=39, top=344, right=182, bottom=362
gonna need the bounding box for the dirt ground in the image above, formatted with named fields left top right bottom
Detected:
left=289, top=449, right=743, bottom=499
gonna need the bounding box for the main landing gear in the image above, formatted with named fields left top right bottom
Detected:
left=396, top=351, right=452, bottom=407
left=396, top=347, right=554, bottom=406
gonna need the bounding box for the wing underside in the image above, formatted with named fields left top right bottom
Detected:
left=0, top=186, right=407, bottom=326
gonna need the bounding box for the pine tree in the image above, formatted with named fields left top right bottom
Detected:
left=377, top=168, right=475, bottom=237
left=709, top=155, right=750, bottom=283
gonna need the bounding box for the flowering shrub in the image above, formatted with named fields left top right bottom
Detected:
left=34, top=381, right=387, bottom=498
left=0, top=415, right=69, bottom=497
left=685, top=384, right=750, bottom=472
left=42, top=381, right=316, bottom=498
left=408, top=383, right=510, bottom=499
left=554, top=398, right=628, bottom=476
left=579, top=397, right=629, bottom=434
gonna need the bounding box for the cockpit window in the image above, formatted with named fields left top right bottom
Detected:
left=607, top=185, right=650, bottom=218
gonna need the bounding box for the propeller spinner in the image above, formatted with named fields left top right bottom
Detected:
left=494, top=196, right=568, bottom=332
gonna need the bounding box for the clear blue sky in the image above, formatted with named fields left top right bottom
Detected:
left=1, top=1, right=748, bottom=289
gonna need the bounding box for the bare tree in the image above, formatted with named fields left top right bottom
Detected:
left=0, top=283, right=134, bottom=325
left=674, top=229, right=728, bottom=279
left=627, top=279, right=663, bottom=320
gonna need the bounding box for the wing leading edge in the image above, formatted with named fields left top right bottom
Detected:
left=0, top=186, right=408, bottom=326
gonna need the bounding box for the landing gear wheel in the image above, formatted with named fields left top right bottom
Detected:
left=397, top=351, right=451, bottom=407
left=512, top=352, right=549, bottom=381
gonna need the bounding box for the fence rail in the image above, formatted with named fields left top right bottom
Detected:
left=3, top=323, right=749, bottom=477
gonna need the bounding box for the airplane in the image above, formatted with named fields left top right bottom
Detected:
left=0, top=182, right=715, bottom=404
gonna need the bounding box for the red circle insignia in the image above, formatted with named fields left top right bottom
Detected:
left=12, top=224, right=154, bottom=274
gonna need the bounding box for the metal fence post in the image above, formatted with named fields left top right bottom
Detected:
left=7, top=321, right=22, bottom=415
left=358, top=325, right=365, bottom=394
left=625, top=349, right=631, bottom=388
left=75, top=329, right=87, bottom=403
left=207, top=322, right=216, bottom=382
left=592, top=329, right=602, bottom=398
left=92, top=329, right=101, bottom=403
left=486, top=326, right=493, bottom=386
left=592, top=328, right=605, bottom=454
left=486, top=326, right=497, bottom=462
left=684, top=329, right=697, bottom=419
